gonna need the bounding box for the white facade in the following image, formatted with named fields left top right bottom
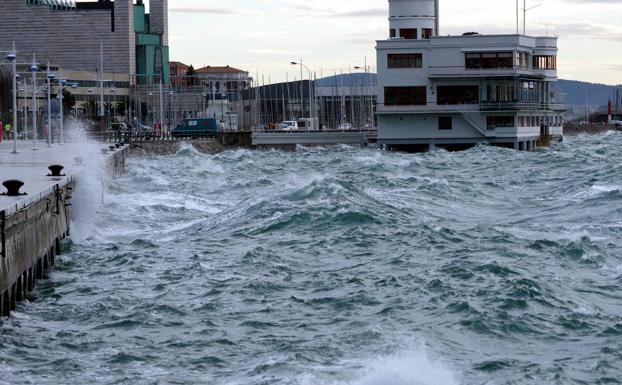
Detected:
left=376, top=0, right=565, bottom=151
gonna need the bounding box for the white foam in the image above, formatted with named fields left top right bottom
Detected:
left=349, top=348, right=460, bottom=385
left=293, top=343, right=460, bottom=385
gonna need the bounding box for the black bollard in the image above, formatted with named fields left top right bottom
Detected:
left=1, top=180, right=27, bottom=196
left=47, top=165, right=65, bottom=177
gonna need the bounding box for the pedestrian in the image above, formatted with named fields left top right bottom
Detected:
left=5, top=123, right=12, bottom=140
left=0, top=121, right=3, bottom=143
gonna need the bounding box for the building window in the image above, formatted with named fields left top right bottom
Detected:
left=384, top=87, right=427, bottom=106
left=439, top=117, right=452, bottom=130
left=388, top=53, right=423, bottom=69
left=465, top=52, right=514, bottom=69
left=437, top=86, right=479, bottom=105
left=486, top=116, right=515, bottom=128
left=400, top=29, right=418, bottom=40
left=390, top=29, right=396, bottom=38
left=422, top=28, right=433, bottom=39
left=516, top=51, right=530, bottom=69
left=533, top=55, right=556, bottom=70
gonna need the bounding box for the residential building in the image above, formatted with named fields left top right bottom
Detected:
left=170, top=61, right=191, bottom=86
left=195, top=66, right=252, bottom=97
left=376, top=0, right=565, bottom=151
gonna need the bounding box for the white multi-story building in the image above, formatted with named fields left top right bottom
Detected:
left=376, top=0, right=565, bottom=151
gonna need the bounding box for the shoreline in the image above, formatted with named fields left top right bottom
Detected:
left=563, top=124, right=620, bottom=136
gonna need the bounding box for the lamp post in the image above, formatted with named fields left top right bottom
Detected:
left=291, top=60, right=314, bottom=127
left=46, top=62, right=55, bottom=147
left=110, top=86, right=116, bottom=122
left=71, top=82, right=78, bottom=123
left=57, top=72, right=65, bottom=145
left=29, top=55, right=39, bottom=150
left=5, top=43, right=18, bottom=153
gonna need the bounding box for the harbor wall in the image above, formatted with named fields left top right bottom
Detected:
left=0, top=181, right=73, bottom=316
left=563, top=124, right=619, bottom=136
left=0, top=146, right=130, bottom=317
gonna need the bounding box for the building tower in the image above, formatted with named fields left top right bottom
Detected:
left=389, top=0, right=439, bottom=39
left=150, top=0, right=169, bottom=46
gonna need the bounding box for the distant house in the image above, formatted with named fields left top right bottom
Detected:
left=170, top=62, right=191, bottom=86
left=195, top=66, right=252, bottom=97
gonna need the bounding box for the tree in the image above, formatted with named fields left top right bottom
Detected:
left=186, top=65, right=199, bottom=86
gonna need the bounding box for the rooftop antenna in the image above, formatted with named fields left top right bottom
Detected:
left=523, top=0, right=542, bottom=35
left=516, top=0, right=519, bottom=34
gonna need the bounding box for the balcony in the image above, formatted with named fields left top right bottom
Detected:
left=428, top=66, right=554, bottom=79
left=377, top=101, right=566, bottom=115
left=377, top=103, right=480, bottom=114
left=481, top=101, right=566, bottom=112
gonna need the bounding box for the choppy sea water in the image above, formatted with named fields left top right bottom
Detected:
left=1, top=132, right=622, bottom=385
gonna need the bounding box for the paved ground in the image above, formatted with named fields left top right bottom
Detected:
left=0, top=140, right=106, bottom=214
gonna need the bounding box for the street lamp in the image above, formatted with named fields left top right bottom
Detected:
left=201, top=92, right=208, bottom=117
left=46, top=63, right=55, bottom=147
left=291, top=60, right=314, bottom=127
left=110, top=86, right=116, bottom=122
left=29, top=55, right=39, bottom=150
left=71, top=82, right=78, bottom=122
left=5, top=44, right=18, bottom=154
left=56, top=71, right=65, bottom=145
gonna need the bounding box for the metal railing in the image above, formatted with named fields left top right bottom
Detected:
left=377, top=101, right=565, bottom=113
left=428, top=65, right=555, bottom=77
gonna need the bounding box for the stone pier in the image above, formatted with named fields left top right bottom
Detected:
left=0, top=141, right=129, bottom=317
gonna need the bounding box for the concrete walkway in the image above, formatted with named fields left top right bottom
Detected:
left=0, top=140, right=105, bottom=215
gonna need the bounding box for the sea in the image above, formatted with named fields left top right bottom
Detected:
left=1, top=131, right=621, bottom=385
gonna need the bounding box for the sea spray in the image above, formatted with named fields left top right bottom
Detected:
left=65, top=119, right=110, bottom=242
left=351, top=347, right=460, bottom=385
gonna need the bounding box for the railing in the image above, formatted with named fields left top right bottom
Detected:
left=480, top=101, right=566, bottom=111
left=377, top=101, right=566, bottom=113
left=252, top=128, right=377, bottom=134
left=428, top=65, right=555, bottom=77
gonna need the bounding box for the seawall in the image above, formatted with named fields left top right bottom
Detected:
left=0, top=143, right=130, bottom=317
left=564, top=124, right=619, bottom=136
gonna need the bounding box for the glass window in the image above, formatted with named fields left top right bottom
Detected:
left=465, top=52, right=515, bottom=69
left=384, top=87, right=427, bottom=106
left=388, top=54, right=423, bottom=69
left=422, top=28, right=433, bottom=39
left=439, top=117, right=452, bottom=130
left=400, top=29, right=418, bottom=39
left=390, top=29, right=396, bottom=38
left=437, top=86, right=479, bottom=104
left=486, top=116, right=515, bottom=128
left=533, top=55, right=557, bottom=70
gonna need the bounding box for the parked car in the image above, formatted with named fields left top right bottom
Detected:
left=172, top=118, right=221, bottom=138
left=338, top=122, right=353, bottom=131
left=278, top=121, right=298, bottom=131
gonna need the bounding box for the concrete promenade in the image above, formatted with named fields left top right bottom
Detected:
left=0, top=141, right=104, bottom=214
left=0, top=140, right=128, bottom=317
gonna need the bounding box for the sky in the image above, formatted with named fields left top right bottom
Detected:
left=148, top=0, right=622, bottom=85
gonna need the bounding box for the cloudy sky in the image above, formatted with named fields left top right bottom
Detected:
left=151, top=0, right=621, bottom=84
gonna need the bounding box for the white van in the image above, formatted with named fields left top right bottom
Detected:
left=297, top=118, right=319, bottom=131
left=278, top=121, right=298, bottom=131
